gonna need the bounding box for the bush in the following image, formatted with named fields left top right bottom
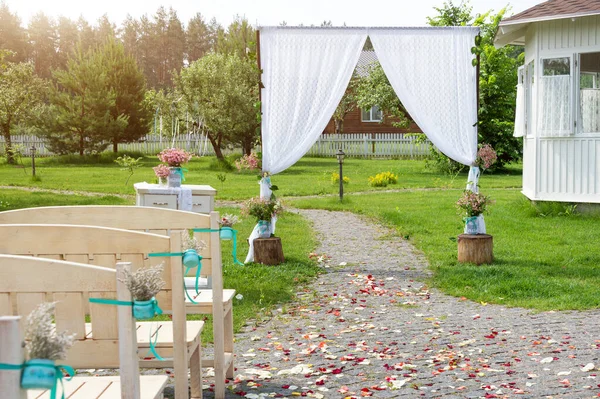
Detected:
left=209, top=158, right=234, bottom=171
left=235, top=152, right=261, bottom=172
left=368, top=171, right=398, bottom=187
left=331, top=172, right=350, bottom=184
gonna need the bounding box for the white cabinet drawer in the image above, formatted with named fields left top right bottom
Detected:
left=191, top=195, right=211, bottom=213
left=144, top=194, right=177, bottom=209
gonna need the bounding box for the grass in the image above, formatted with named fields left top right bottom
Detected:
left=291, top=188, right=600, bottom=311
left=0, top=155, right=522, bottom=199
left=3, top=153, right=599, bottom=312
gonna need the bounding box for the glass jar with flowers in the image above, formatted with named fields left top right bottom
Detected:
left=157, top=148, right=193, bottom=188
left=218, top=214, right=241, bottom=240
left=456, top=191, right=494, bottom=235
left=242, top=197, right=283, bottom=238
left=21, top=302, right=75, bottom=390
left=153, top=164, right=170, bottom=186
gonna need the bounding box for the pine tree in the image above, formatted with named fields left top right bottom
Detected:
left=0, top=2, right=28, bottom=62
left=27, top=13, right=57, bottom=79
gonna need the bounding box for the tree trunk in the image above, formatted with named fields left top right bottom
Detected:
left=207, top=132, right=225, bottom=160
left=79, top=132, right=84, bottom=156
left=113, top=140, right=118, bottom=153
left=334, top=118, right=343, bottom=134
left=2, top=125, right=14, bottom=164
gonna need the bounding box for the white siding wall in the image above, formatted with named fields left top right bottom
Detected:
left=524, top=16, right=600, bottom=203
left=538, top=15, right=600, bottom=51
left=536, top=137, right=600, bottom=202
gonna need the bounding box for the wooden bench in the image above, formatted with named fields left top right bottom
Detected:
left=0, top=205, right=235, bottom=399
left=0, top=224, right=203, bottom=399
left=0, top=257, right=170, bottom=399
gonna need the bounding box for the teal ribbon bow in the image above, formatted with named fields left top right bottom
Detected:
left=172, top=167, right=188, bottom=182
left=193, top=228, right=244, bottom=266
left=0, top=362, right=75, bottom=399
left=88, top=298, right=164, bottom=361
left=149, top=251, right=203, bottom=304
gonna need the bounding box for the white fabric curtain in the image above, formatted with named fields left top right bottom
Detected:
left=369, top=27, right=479, bottom=166
left=260, top=27, right=367, bottom=174
left=539, top=76, right=572, bottom=137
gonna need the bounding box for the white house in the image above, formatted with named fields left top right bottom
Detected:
left=495, top=0, right=600, bottom=203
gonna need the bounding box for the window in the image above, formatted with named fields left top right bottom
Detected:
left=578, top=52, right=600, bottom=133
left=361, top=105, right=382, bottom=122
left=539, top=57, right=572, bottom=136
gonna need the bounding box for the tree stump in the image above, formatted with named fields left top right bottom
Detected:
left=457, top=234, right=493, bottom=265
left=254, top=237, right=285, bottom=265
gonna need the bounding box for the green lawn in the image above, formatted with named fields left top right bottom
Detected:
left=2, top=154, right=598, bottom=312
left=0, top=155, right=522, bottom=199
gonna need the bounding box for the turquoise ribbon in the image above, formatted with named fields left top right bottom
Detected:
left=0, top=361, right=75, bottom=399
left=193, top=228, right=244, bottom=265
left=88, top=298, right=164, bottom=361
left=171, top=167, right=188, bottom=182
left=149, top=251, right=203, bottom=303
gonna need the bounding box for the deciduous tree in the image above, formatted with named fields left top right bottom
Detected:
left=0, top=53, right=46, bottom=163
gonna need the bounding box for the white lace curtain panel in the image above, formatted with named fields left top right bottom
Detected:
left=539, top=76, right=572, bottom=137
left=368, top=27, right=479, bottom=166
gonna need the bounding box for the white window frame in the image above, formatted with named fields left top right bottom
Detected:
left=361, top=106, right=382, bottom=122
left=538, top=54, right=574, bottom=136
left=576, top=51, right=600, bottom=135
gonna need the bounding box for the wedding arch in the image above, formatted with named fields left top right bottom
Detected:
left=246, top=26, right=480, bottom=262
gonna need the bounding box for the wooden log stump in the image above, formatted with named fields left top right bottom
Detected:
left=254, top=237, right=285, bottom=265
left=457, top=234, right=493, bottom=265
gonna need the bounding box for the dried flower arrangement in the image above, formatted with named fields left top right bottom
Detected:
left=153, top=164, right=171, bottom=178
left=120, top=264, right=165, bottom=302
left=241, top=197, right=284, bottom=222
left=181, top=232, right=207, bottom=252
left=456, top=191, right=494, bottom=217
left=25, top=302, right=75, bottom=361
left=218, top=214, right=241, bottom=228
left=158, top=148, right=193, bottom=167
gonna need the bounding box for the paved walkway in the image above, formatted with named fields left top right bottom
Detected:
left=200, top=209, right=600, bottom=399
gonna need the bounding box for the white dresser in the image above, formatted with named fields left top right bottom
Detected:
left=134, top=183, right=216, bottom=214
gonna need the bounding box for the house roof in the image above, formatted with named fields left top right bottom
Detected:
left=495, top=0, right=600, bottom=47
left=355, top=51, right=378, bottom=77
left=502, top=0, right=600, bottom=25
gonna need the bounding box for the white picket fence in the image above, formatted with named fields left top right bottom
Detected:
left=2, top=133, right=430, bottom=159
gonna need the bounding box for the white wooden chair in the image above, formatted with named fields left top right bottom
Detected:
left=0, top=256, right=169, bottom=399
left=0, top=206, right=235, bottom=399
left=0, top=224, right=203, bottom=399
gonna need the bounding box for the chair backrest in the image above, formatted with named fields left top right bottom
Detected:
left=0, top=224, right=184, bottom=326
left=0, top=255, right=140, bottom=395
left=0, top=206, right=219, bottom=278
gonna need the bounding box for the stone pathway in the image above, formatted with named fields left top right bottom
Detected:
left=200, top=209, right=600, bottom=399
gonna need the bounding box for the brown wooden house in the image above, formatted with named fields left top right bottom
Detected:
left=322, top=51, right=423, bottom=135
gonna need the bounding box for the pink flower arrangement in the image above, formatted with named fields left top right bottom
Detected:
left=158, top=148, right=193, bottom=167
left=235, top=152, right=261, bottom=171
left=153, top=164, right=170, bottom=178
left=456, top=191, right=494, bottom=217
left=476, top=144, right=497, bottom=170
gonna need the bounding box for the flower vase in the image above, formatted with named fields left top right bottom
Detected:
left=158, top=176, right=168, bottom=187
left=464, top=216, right=478, bottom=235
left=220, top=227, right=234, bottom=241
left=182, top=249, right=200, bottom=268
left=21, top=359, right=56, bottom=390
left=167, top=167, right=182, bottom=188
left=133, top=298, right=157, bottom=320
left=257, top=220, right=271, bottom=238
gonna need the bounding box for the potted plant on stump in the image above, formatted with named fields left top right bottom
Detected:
left=456, top=191, right=494, bottom=265
left=21, top=302, right=75, bottom=390
left=242, top=197, right=284, bottom=265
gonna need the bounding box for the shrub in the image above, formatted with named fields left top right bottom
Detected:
left=235, top=152, right=261, bottom=171
left=368, top=171, right=398, bottom=187
left=331, top=172, right=350, bottom=184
